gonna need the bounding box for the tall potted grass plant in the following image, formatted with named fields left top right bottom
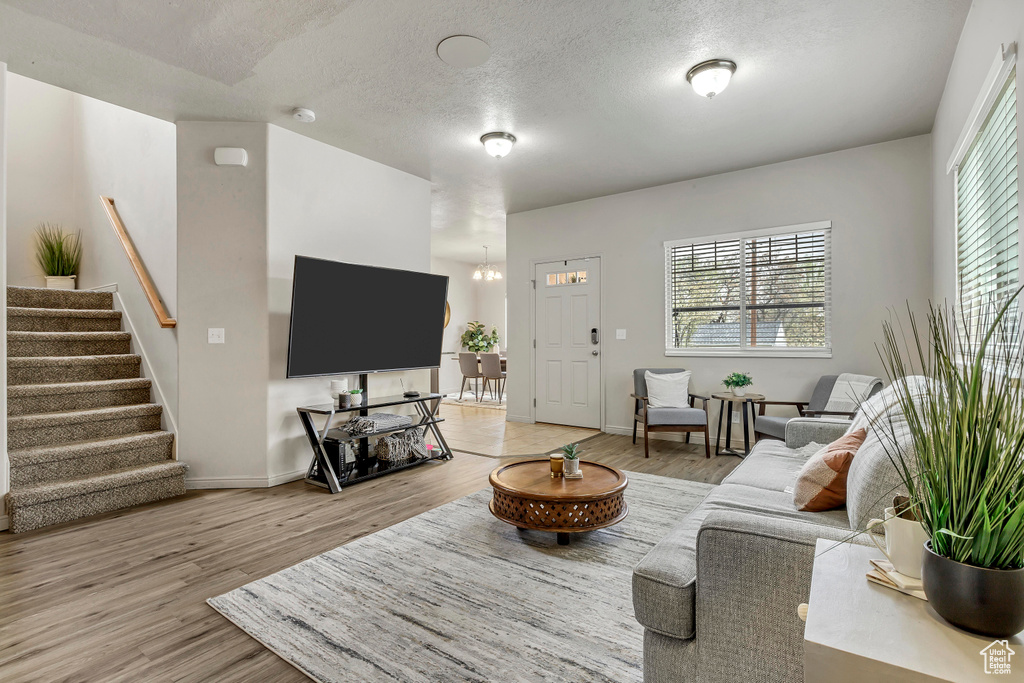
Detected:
left=877, top=290, right=1024, bottom=637
left=35, top=223, right=82, bottom=289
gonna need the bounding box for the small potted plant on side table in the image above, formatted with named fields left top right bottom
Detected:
left=561, top=442, right=583, bottom=478
left=348, top=388, right=363, bottom=406
left=722, top=372, right=753, bottom=397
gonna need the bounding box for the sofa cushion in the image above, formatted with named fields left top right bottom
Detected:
left=846, top=424, right=912, bottom=529
left=640, top=406, right=707, bottom=426
left=843, top=377, right=926, bottom=529
left=754, top=414, right=789, bottom=440
left=721, top=438, right=817, bottom=493
left=632, top=482, right=848, bottom=639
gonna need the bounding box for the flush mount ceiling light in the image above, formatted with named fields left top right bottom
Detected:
left=686, top=59, right=736, bottom=99
left=473, top=246, right=502, bottom=281
left=481, top=132, right=516, bottom=158
left=437, top=35, right=491, bottom=68
left=292, top=107, right=316, bottom=122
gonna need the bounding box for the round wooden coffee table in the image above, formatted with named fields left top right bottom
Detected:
left=488, top=459, right=628, bottom=545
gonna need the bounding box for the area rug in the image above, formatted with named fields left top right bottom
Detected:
left=208, top=472, right=715, bottom=682
left=442, top=392, right=507, bottom=409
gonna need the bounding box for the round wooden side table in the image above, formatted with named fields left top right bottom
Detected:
left=711, top=392, right=766, bottom=458
left=488, top=459, right=628, bottom=545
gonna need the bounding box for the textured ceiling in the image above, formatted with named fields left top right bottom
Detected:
left=0, top=0, right=971, bottom=262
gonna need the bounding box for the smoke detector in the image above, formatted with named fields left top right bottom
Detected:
left=292, top=108, right=316, bottom=123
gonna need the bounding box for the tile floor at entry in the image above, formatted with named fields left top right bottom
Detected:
left=437, top=404, right=599, bottom=457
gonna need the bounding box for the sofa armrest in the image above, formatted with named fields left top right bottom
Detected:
left=785, top=417, right=851, bottom=449
left=694, top=510, right=866, bottom=682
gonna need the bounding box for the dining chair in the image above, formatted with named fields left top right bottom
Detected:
left=458, top=352, right=484, bottom=401
left=480, top=353, right=506, bottom=404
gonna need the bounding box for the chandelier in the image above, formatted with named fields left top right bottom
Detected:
left=473, top=246, right=502, bottom=281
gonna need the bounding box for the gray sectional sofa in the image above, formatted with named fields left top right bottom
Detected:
left=633, top=411, right=907, bottom=682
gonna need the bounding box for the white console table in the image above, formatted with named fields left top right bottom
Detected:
left=803, top=538, right=1022, bottom=682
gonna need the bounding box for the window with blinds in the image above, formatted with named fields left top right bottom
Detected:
left=665, top=223, right=832, bottom=356
left=956, top=67, right=1018, bottom=337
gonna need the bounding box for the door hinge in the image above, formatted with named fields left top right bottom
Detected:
left=533, top=339, right=536, bottom=348
left=534, top=398, right=537, bottom=407
left=532, top=279, right=536, bottom=289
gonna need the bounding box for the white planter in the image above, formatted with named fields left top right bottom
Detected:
left=349, top=393, right=363, bottom=406
left=45, top=275, right=76, bottom=290
left=732, top=386, right=747, bottom=397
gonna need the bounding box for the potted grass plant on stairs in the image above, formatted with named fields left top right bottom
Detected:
left=877, top=288, right=1024, bottom=637
left=35, top=223, right=82, bottom=289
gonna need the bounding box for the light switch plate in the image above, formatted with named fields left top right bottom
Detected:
left=616, top=328, right=627, bottom=340
left=208, top=328, right=225, bottom=344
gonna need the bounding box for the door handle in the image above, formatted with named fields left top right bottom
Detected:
left=591, top=328, right=599, bottom=344
left=592, top=350, right=599, bottom=356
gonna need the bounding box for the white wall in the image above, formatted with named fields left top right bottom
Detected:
left=506, top=136, right=934, bottom=435
left=1, top=62, right=9, bottom=530
left=931, top=0, right=1024, bottom=303
left=430, top=256, right=507, bottom=395
left=266, top=125, right=431, bottom=483
left=5, top=74, right=179, bottom=425
left=177, top=121, right=270, bottom=487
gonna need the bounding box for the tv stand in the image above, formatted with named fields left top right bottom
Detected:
left=296, top=374, right=452, bottom=493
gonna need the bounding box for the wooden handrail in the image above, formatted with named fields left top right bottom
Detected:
left=100, top=196, right=177, bottom=328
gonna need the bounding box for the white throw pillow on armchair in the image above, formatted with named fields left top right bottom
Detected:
left=645, top=370, right=692, bottom=408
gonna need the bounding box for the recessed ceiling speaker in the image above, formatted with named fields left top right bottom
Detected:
left=437, top=35, right=491, bottom=68
left=292, top=107, right=316, bottom=123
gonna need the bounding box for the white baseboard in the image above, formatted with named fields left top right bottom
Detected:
left=267, top=468, right=307, bottom=487
left=186, top=468, right=306, bottom=490
left=0, top=514, right=8, bottom=532
left=506, top=414, right=534, bottom=423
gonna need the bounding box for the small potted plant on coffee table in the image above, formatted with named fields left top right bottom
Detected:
left=722, top=372, right=753, bottom=397
left=561, top=442, right=583, bottom=478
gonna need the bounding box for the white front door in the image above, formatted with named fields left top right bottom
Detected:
left=534, top=258, right=601, bottom=428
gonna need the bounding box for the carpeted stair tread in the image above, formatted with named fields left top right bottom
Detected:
left=9, top=403, right=162, bottom=429
left=8, top=330, right=132, bottom=357
left=7, top=377, right=153, bottom=416
left=8, top=354, right=141, bottom=385
left=7, top=286, right=113, bottom=310
left=9, top=431, right=173, bottom=466
left=8, top=377, right=151, bottom=399
left=7, top=403, right=163, bottom=449
left=8, top=307, right=122, bottom=332
left=6, top=461, right=187, bottom=507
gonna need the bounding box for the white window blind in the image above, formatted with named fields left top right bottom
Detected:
left=665, top=222, right=832, bottom=356
left=956, top=67, right=1018, bottom=335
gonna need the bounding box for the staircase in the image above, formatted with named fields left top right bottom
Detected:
left=5, top=286, right=187, bottom=533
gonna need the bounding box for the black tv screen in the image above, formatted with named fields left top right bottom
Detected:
left=286, top=256, right=449, bottom=378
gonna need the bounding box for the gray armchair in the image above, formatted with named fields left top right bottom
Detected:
left=754, top=374, right=882, bottom=440
left=631, top=368, right=711, bottom=459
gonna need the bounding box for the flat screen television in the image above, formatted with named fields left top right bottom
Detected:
left=286, top=256, right=449, bottom=378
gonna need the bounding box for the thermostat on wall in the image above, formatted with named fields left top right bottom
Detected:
left=214, top=147, right=248, bottom=167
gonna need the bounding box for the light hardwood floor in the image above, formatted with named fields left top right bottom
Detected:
left=0, top=407, right=740, bottom=682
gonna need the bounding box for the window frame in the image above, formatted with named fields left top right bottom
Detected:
left=949, top=45, right=1019, bottom=316
left=664, top=220, right=833, bottom=358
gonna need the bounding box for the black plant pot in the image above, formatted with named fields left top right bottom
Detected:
left=922, top=541, right=1024, bottom=637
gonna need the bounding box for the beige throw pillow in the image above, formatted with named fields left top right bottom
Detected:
left=793, top=428, right=867, bottom=512
left=645, top=370, right=691, bottom=408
